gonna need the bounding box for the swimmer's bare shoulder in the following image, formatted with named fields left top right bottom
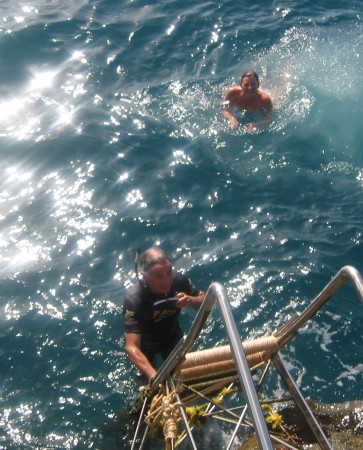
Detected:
left=224, top=86, right=242, bottom=104
left=259, top=90, right=273, bottom=114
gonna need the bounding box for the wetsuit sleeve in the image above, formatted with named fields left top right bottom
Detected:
left=187, top=278, right=200, bottom=296
left=176, top=273, right=201, bottom=297
left=123, top=292, right=141, bottom=334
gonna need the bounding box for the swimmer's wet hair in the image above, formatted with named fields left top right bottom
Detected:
left=141, top=247, right=171, bottom=272
left=241, top=71, right=260, bottom=86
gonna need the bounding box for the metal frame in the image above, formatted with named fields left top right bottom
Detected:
left=131, top=265, right=363, bottom=450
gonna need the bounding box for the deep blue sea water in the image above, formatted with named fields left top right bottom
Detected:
left=0, top=1, right=363, bottom=448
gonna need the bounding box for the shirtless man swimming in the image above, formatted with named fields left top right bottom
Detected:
left=221, top=71, right=273, bottom=132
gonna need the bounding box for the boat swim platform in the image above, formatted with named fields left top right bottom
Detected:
left=131, top=265, right=363, bottom=450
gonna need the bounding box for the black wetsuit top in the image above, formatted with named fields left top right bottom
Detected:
left=123, top=272, right=200, bottom=361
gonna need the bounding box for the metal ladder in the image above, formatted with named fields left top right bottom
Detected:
left=131, top=265, right=363, bottom=450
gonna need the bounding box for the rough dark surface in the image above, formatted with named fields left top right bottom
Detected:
left=239, top=399, right=363, bottom=449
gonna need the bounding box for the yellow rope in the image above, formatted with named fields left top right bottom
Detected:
left=144, top=380, right=302, bottom=449
left=262, top=404, right=284, bottom=429
left=261, top=403, right=299, bottom=444
left=184, top=404, right=208, bottom=427
left=212, top=386, right=238, bottom=404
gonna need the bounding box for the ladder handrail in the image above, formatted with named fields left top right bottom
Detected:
left=152, top=282, right=274, bottom=449
left=274, top=265, right=363, bottom=347
left=214, top=282, right=274, bottom=450
left=137, top=265, right=363, bottom=450
left=150, top=281, right=217, bottom=389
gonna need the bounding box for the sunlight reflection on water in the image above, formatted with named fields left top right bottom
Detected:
left=0, top=161, right=114, bottom=276
left=0, top=1, right=362, bottom=448
left=0, top=50, right=90, bottom=141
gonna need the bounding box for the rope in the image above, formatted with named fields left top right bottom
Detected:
left=164, top=417, right=178, bottom=440
left=144, top=384, right=182, bottom=442
left=180, top=351, right=264, bottom=382
left=177, top=335, right=281, bottom=383
left=181, top=335, right=280, bottom=369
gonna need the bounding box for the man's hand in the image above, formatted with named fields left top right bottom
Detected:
left=229, top=117, right=239, bottom=129
left=245, top=122, right=257, bottom=132
left=175, top=291, right=206, bottom=309
left=175, top=292, right=191, bottom=308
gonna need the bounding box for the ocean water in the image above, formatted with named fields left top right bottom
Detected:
left=0, top=0, right=362, bottom=448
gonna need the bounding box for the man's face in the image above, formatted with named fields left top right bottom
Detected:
left=241, top=76, right=259, bottom=94
left=143, top=261, right=174, bottom=295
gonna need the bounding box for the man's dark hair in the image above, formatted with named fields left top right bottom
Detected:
left=240, top=71, right=260, bottom=87
left=141, top=247, right=171, bottom=272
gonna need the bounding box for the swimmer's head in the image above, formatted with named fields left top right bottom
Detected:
left=140, top=247, right=171, bottom=273
left=240, top=71, right=260, bottom=93
left=141, top=247, right=173, bottom=295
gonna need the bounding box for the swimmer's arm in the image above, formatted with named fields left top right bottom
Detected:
left=124, top=332, right=157, bottom=381
left=246, top=115, right=271, bottom=130
left=221, top=108, right=239, bottom=129
left=221, top=88, right=240, bottom=129
left=175, top=290, right=206, bottom=310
